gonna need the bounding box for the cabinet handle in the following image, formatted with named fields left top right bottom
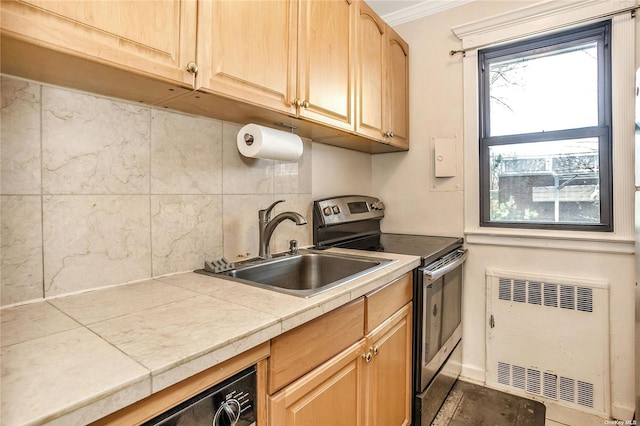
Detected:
left=384, top=131, right=394, bottom=138
left=370, top=345, right=379, bottom=356
left=302, top=100, right=310, bottom=109
left=362, top=352, right=373, bottom=363
left=186, top=61, right=199, bottom=74
left=293, top=98, right=302, bottom=107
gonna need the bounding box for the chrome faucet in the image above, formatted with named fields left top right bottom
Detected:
left=259, top=200, right=307, bottom=259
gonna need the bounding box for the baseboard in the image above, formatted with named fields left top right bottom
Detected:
left=460, top=364, right=485, bottom=383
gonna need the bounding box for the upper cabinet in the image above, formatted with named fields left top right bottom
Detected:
left=356, top=2, right=409, bottom=149
left=197, top=0, right=297, bottom=115
left=296, top=0, right=355, bottom=132
left=0, top=0, right=197, bottom=88
left=356, top=2, right=386, bottom=141
left=1, top=0, right=408, bottom=153
left=386, top=25, right=410, bottom=149
left=198, top=0, right=355, bottom=132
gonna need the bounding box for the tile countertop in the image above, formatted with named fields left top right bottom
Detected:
left=0, top=248, right=420, bottom=426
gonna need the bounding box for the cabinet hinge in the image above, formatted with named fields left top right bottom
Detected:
left=489, top=314, right=495, bottom=328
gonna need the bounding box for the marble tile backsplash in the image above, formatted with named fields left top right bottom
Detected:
left=1, top=75, right=313, bottom=305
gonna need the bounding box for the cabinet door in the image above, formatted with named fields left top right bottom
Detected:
left=355, top=2, right=386, bottom=142
left=268, top=341, right=366, bottom=426
left=385, top=26, right=410, bottom=149
left=198, top=0, right=297, bottom=115
left=365, top=303, right=412, bottom=426
left=297, top=0, right=355, bottom=132
left=1, top=0, right=197, bottom=87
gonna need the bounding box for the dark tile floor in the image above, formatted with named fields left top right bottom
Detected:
left=431, top=380, right=547, bottom=426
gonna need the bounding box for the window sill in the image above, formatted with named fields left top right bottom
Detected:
left=464, top=228, right=634, bottom=254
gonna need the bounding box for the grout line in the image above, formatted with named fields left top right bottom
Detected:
left=148, top=108, right=153, bottom=278
left=39, top=83, right=45, bottom=300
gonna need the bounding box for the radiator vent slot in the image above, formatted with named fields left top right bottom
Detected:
left=560, top=377, right=575, bottom=403
left=544, top=283, right=558, bottom=307
left=560, top=285, right=575, bottom=310
left=577, top=287, right=593, bottom=313
left=498, top=362, right=510, bottom=386
left=543, top=372, right=558, bottom=399
left=514, top=280, right=527, bottom=303
left=497, top=362, right=594, bottom=409
left=499, top=278, right=511, bottom=301
left=526, top=368, right=541, bottom=394
left=528, top=281, right=542, bottom=305
left=497, top=277, right=593, bottom=314
left=577, top=381, right=594, bottom=408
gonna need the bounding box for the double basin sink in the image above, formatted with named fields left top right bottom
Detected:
left=198, top=249, right=395, bottom=297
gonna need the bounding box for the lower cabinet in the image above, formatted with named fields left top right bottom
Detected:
left=268, top=340, right=366, bottom=426
left=365, top=303, right=412, bottom=426
left=268, top=302, right=412, bottom=426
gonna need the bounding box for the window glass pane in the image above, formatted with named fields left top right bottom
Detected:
left=489, top=138, right=600, bottom=224
left=489, top=42, right=598, bottom=137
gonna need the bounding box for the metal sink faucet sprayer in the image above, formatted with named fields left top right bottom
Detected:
left=258, top=200, right=308, bottom=259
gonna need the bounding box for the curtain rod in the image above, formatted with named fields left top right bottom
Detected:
left=448, top=4, right=638, bottom=58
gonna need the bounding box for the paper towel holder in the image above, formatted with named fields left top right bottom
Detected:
left=274, top=122, right=297, bottom=133
left=236, top=123, right=303, bottom=161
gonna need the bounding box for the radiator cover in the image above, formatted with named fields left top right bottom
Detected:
left=486, top=269, right=610, bottom=417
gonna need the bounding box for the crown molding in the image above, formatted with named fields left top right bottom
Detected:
left=380, top=0, right=473, bottom=26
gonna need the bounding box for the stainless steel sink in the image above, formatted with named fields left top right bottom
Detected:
left=199, top=250, right=394, bottom=297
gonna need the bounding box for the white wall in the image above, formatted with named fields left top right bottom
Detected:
left=374, top=1, right=636, bottom=421
left=311, top=142, right=372, bottom=200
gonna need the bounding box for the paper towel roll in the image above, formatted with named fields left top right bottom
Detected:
left=236, top=123, right=303, bottom=161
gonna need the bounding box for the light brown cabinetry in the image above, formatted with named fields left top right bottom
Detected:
left=196, top=0, right=297, bottom=115
left=356, top=2, right=409, bottom=149
left=1, top=0, right=408, bottom=153
left=296, top=0, right=356, bottom=131
left=364, top=303, right=412, bottom=426
left=269, top=298, right=365, bottom=394
left=268, top=273, right=413, bottom=426
left=0, top=0, right=197, bottom=96
left=269, top=340, right=366, bottom=426
left=197, top=0, right=355, bottom=132
left=385, top=26, right=410, bottom=149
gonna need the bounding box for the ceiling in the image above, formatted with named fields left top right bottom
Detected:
left=365, top=0, right=472, bottom=26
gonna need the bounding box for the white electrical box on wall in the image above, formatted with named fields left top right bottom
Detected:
left=434, top=137, right=457, bottom=177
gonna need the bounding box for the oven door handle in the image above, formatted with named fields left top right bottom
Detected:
left=421, top=249, right=468, bottom=281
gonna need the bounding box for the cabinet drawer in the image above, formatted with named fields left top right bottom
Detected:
left=269, top=298, right=365, bottom=394
left=365, top=272, right=412, bottom=333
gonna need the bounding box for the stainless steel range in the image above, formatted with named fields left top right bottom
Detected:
left=313, top=195, right=468, bottom=425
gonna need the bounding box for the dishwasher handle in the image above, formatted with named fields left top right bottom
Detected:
left=421, top=249, right=468, bottom=281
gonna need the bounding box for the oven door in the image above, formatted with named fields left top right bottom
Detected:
left=419, top=249, right=467, bottom=391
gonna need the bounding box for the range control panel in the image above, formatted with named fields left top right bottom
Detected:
left=314, top=195, right=385, bottom=227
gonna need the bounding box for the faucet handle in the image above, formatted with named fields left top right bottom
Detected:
left=259, top=199, right=285, bottom=222
left=289, top=240, right=299, bottom=255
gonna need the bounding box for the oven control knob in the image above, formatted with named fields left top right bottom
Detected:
left=371, top=201, right=385, bottom=211
left=214, top=398, right=242, bottom=426
left=323, top=206, right=332, bottom=216
left=332, top=205, right=341, bottom=214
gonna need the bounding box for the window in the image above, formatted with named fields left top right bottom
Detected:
left=478, top=21, right=612, bottom=231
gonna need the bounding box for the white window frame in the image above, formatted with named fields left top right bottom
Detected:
left=453, top=0, right=636, bottom=254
